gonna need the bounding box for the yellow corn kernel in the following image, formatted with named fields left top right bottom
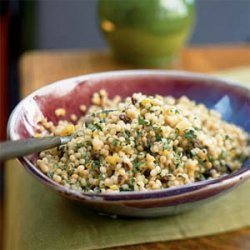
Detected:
left=141, top=98, right=151, bottom=106
left=163, top=150, right=170, bottom=157
left=99, top=113, right=106, bottom=119
left=110, top=185, right=119, bottom=191
left=105, top=154, right=120, bottom=165
left=58, top=124, right=75, bottom=136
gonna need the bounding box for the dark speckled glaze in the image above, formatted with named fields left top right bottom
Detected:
left=8, top=70, right=250, bottom=217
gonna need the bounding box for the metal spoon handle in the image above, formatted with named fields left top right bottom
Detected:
left=0, top=136, right=70, bottom=162
left=0, top=109, right=116, bottom=162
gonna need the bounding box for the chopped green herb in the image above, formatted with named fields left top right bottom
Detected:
left=67, top=169, right=74, bottom=176
left=124, top=130, right=131, bottom=144
left=199, top=174, right=206, bottom=181
left=144, top=142, right=152, bottom=152
left=58, top=145, right=66, bottom=152
left=153, top=126, right=162, bottom=132
left=99, top=109, right=115, bottom=114
left=47, top=171, right=53, bottom=179
left=119, top=186, right=130, bottom=192
left=155, top=134, right=162, bottom=142
left=168, top=164, right=173, bottom=174
left=219, top=150, right=228, bottom=160
left=128, top=177, right=135, bottom=191
left=53, top=164, right=59, bottom=169
left=174, top=158, right=181, bottom=168
left=163, top=142, right=171, bottom=150
left=234, top=154, right=246, bottom=162
left=99, top=173, right=106, bottom=180
left=93, top=187, right=101, bottom=193
left=132, top=159, right=144, bottom=172
left=194, top=126, right=201, bottom=131
left=87, top=123, right=102, bottom=131
left=183, top=149, right=192, bottom=157
left=84, top=155, right=91, bottom=164
left=111, top=138, right=119, bottom=147
left=91, top=160, right=100, bottom=169
left=76, top=142, right=84, bottom=148
left=184, top=129, right=196, bottom=139
left=208, top=155, right=214, bottom=162
left=86, top=141, right=92, bottom=146
left=138, top=116, right=148, bottom=126
left=198, top=158, right=205, bottom=166
left=168, top=132, right=177, bottom=140
left=85, top=182, right=92, bottom=191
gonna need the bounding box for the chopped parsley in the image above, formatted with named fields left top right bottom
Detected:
left=153, top=127, right=163, bottom=141
left=155, top=134, right=162, bottom=142
left=124, top=130, right=131, bottom=144
left=138, top=116, right=148, bottom=126
left=86, top=123, right=102, bottom=131
left=198, top=158, right=205, bottom=166
left=199, top=174, right=206, bottom=181
left=58, top=145, right=66, bottom=152
left=99, top=173, right=106, bottom=180
left=174, top=158, right=181, bottom=168
left=53, top=164, right=59, bottom=169
left=76, top=142, right=84, bottom=148
left=184, top=129, right=196, bottom=139
left=93, top=187, right=101, bottom=193
left=132, top=159, right=144, bottom=172
left=47, top=171, right=53, bottom=179
left=219, top=150, right=228, bottom=160
left=163, top=142, right=171, bottom=150
left=111, top=138, right=119, bottom=147
left=128, top=177, right=135, bottom=191
left=91, top=160, right=100, bottom=169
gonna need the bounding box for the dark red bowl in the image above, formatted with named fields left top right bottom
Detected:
left=8, top=70, right=250, bottom=217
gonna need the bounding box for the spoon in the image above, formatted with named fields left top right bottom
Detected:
left=0, top=136, right=72, bottom=162
left=0, top=109, right=117, bottom=162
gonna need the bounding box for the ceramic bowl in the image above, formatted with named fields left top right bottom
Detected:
left=8, top=70, right=250, bottom=218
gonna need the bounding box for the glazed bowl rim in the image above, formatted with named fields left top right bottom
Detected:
left=7, top=69, right=250, bottom=201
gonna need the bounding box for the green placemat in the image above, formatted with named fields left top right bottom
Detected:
left=213, top=66, right=250, bottom=84
left=4, top=67, right=250, bottom=250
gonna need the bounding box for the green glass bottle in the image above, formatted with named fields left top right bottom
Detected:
left=98, top=0, right=195, bottom=67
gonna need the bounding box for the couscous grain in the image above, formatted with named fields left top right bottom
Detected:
left=36, top=90, right=250, bottom=193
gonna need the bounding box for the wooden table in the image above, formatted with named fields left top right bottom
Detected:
left=5, top=45, right=250, bottom=250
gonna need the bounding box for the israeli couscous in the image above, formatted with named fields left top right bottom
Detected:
left=36, top=90, right=250, bottom=193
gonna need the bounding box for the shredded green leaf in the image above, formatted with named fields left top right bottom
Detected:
left=138, top=116, right=147, bottom=126
left=111, top=138, right=119, bottom=147
left=184, top=129, right=196, bottom=139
